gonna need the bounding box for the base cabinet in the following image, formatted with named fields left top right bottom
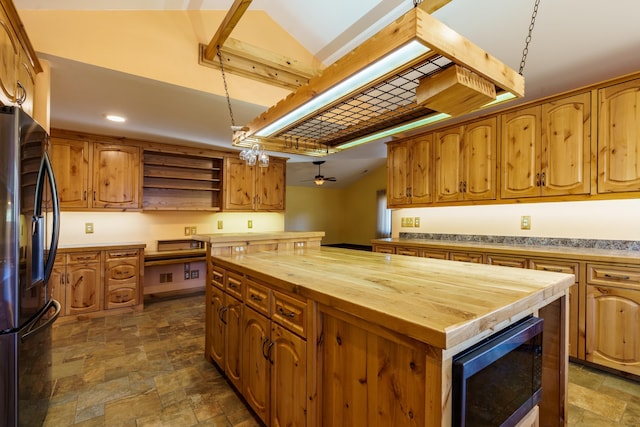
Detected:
left=52, top=251, right=102, bottom=316
left=50, top=246, right=143, bottom=320
left=586, top=263, right=640, bottom=376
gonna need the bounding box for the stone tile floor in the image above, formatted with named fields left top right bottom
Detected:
left=44, top=292, right=640, bottom=426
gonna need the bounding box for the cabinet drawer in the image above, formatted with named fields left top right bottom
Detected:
left=245, top=278, right=270, bottom=316
left=272, top=291, right=307, bottom=338
left=106, top=249, right=139, bottom=260
left=67, top=251, right=101, bottom=263
left=105, top=284, right=137, bottom=309
left=211, top=265, right=225, bottom=289
left=226, top=270, right=243, bottom=299
left=530, top=258, right=580, bottom=282
left=106, top=261, right=137, bottom=282
left=374, top=246, right=395, bottom=254
left=396, top=247, right=420, bottom=257
left=587, top=264, right=640, bottom=289
left=450, top=251, right=483, bottom=263
left=486, top=254, right=528, bottom=269
left=420, top=249, right=448, bottom=260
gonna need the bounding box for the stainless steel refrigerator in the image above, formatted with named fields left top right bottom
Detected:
left=0, top=106, right=61, bottom=426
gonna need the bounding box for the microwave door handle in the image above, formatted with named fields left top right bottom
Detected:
left=32, top=151, right=60, bottom=286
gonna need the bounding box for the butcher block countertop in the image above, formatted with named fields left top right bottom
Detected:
left=193, top=231, right=325, bottom=244
left=211, top=246, right=573, bottom=350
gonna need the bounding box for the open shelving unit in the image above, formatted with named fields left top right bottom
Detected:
left=142, top=150, right=223, bottom=211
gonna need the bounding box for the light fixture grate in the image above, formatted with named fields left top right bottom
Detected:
left=276, top=55, right=453, bottom=147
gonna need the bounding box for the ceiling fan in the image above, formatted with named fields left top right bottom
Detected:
left=311, top=161, right=336, bottom=186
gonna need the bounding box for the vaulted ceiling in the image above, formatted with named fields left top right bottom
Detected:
left=14, top=0, right=640, bottom=187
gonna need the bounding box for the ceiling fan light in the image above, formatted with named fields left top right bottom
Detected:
left=314, top=179, right=325, bottom=186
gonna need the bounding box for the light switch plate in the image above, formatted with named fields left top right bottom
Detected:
left=217, top=220, right=223, bottom=229
left=184, top=226, right=191, bottom=236
left=85, top=223, right=94, bottom=234
left=190, top=226, right=197, bottom=235
left=521, top=216, right=531, bottom=230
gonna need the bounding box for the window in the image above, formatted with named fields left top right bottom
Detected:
left=376, top=189, right=391, bottom=238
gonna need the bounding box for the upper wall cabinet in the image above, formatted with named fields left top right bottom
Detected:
left=501, top=92, right=591, bottom=199
left=387, top=135, right=433, bottom=208
left=50, top=137, right=141, bottom=210
left=435, top=117, right=496, bottom=202
left=0, top=0, right=39, bottom=117
left=598, top=78, right=640, bottom=193
left=223, top=156, right=286, bottom=212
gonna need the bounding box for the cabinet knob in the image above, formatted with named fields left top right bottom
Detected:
left=16, top=81, right=26, bottom=105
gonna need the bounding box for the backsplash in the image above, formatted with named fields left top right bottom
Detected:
left=399, top=233, right=640, bottom=251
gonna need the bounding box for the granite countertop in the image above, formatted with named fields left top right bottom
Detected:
left=372, top=237, right=640, bottom=264
left=211, top=246, right=573, bottom=350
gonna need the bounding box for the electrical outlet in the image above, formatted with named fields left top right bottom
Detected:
left=414, top=217, right=420, bottom=227
left=191, top=270, right=199, bottom=279
left=406, top=217, right=414, bottom=227
left=190, top=226, right=197, bottom=235
left=521, top=216, right=531, bottom=230
left=184, top=226, right=191, bottom=236
left=248, top=220, right=253, bottom=229
left=217, top=220, right=223, bottom=230
left=184, top=263, right=190, bottom=280
left=401, top=217, right=406, bottom=227
left=85, top=223, right=94, bottom=234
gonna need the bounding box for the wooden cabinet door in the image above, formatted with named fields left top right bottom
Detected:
left=65, top=260, right=101, bottom=316
left=224, top=294, right=243, bottom=391
left=586, top=285, right=640, bottom=376
left=49, top=138, right=91, bottom=209
left=435, top=126, right=463, bottom=202
left=501, top=106, right=542, bottom=199
left=598, top=79, right=640, bottom=192
left=224, top=157, right=255, bottom=211
left=256, top=157, right=285, bottom=211
left=243, top=307, right=271, bottom=425
left=270, top=323, right=306, bottom=427
left=92, top=143, right=140, bottom=209
left=409, top=134, right=433, bottom=204
left=464, top=117, right=497, bottom=200
left=16, top=53, right=35, bottom=116
left=0, top=12, right=19, bottom=106
left=541, top=92, right=591, bottom=196
left=207, top=285, right=225, bottom=368
left=387, top=141, right=409, bottom=207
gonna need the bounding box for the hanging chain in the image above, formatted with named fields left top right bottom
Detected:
left=413, top=0, right=422, bottom=7
left=217, top=46, right=236, bottom=128
left=519, top=0, right=540, bottom=75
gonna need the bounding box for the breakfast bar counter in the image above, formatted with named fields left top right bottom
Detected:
left=206, top=247, right=573, bottom=426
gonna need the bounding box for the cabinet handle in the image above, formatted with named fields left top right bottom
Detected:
left=261, top=336, right=270, bottom=360
left=228, top=281, right=239, bottom=290
left=83, top=190, right=87, bottom=201
left=250, top=293, right=263, bottom=302
left=266, top=340, right=274, bottom=365
left=277, top=305, right=296, bottom=318
left=604, top=273, right=631, bottom=280
left=541, top=172, right=545, bottom=186
left=542, top=267, right=563, bottom=273
left=406, top=186, right=412, bottom=197
left=218, top=305, right=228, bottom=325
left=110, top=252, right=136, bottom=258
left=93, top=191, right=96, bottom=201
left=66, top=273, right=70, bottom=284
left=16, top=81, right=26, bottom=105
left=76, top=256, right=93, bottom=261
left=535, top=173, right=541, bottom=186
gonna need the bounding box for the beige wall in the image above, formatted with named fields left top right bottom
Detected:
left=57, top=211, right=284, bottom=251
left=392, top=199, right=640, bottom=240
left=285, top=164, right=387, bottom=246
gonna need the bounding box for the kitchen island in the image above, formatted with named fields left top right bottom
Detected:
left=205, top=247, right=573, bottom=426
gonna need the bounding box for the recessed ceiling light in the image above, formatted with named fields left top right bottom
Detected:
left=105, top=114, right=126, bottom=123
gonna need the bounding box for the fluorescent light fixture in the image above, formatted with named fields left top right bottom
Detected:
left=106, top=114, right=126, bottom=123
left=337, top=112, right=451, bottom=150
left=255, top=40, right=431, bottom=137
left=483, top=91, right=517, bottom=107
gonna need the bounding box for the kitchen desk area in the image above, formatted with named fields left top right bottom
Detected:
left=201, top=246, right=573, bottom=426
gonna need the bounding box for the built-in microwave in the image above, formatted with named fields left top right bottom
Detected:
left=452, top=315, right=543, bottom=427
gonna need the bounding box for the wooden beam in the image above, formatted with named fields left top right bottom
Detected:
left=204, top=0, right=252, bottom=60
left=199, top=40, right=320, bottom=91
left=417, top=0, right=452, bottom=14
